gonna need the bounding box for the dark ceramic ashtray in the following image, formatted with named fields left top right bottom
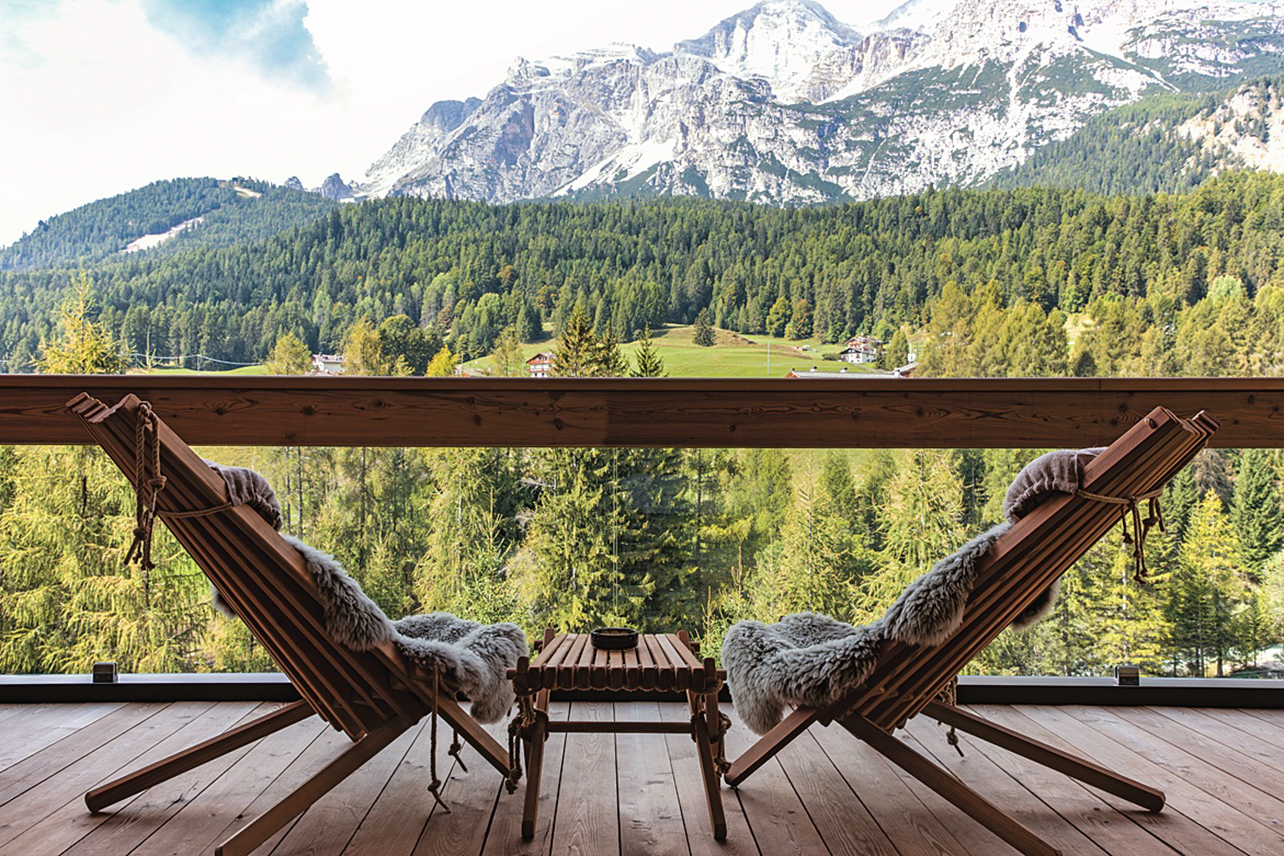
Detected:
left=590, top=627, right=639, bottom=650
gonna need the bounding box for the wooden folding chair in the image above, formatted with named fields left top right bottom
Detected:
left=69, top=393, right=514, bottom=856
left=723, top=406, right=1219, bottom=856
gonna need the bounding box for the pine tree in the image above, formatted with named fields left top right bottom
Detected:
left=263, top=332, right=312, bottom=375
left=1093, top=543, right=1172, bottom=674
left=1169, top=492, right=1244, bottom=676
left=38, top=275, right=129, bottom=374
left=424, top=345, right=459, bottom=377
left=693, top=308, right=716, bottom=347
left=510, top=448, right=628, bottom=630
left=415, top=448, right=520, bottom=623
left=858, top=449, right=966, bottom=621
left=596, top=323, right=630, bottom=377
left=775, top=459, right=873, bottom=620
left=1230, top=449, right=1283, bottom=578
left=552, top=305, right=598, bottom=377
left=631, top=326, right=666, bottom=377
left=342, top=317, right=395, bottom=375
left=490, top=325, right=525, bottom=377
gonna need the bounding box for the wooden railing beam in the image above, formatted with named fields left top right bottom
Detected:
left=1, top=375, right=1279, bottom=448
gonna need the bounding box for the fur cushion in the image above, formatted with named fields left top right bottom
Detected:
left=1004, top=447, right=1104, bottom=522
left=723, top=524, right=1008, bottom=735
left=1001, top=446, right=1103, bottom=624
left=282, top=535, right=526, bottom=723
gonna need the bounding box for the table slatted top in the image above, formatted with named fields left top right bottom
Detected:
left=519, top=633, right=724, bottom=693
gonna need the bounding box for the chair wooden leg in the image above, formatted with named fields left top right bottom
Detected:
left=214, top=716, right=409, bottom=856
left=842, top=713, right=1062, bottom=856
left=923, top=702, right=1165, bottom=812
left=521, top=713, right=548, bottom=840
left=723, top=706, right=820, bottom=787
left=86, top=700, right=314, bottom=813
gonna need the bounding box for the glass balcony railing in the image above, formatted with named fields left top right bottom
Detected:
left=2, top=376, right=1282, bottom=685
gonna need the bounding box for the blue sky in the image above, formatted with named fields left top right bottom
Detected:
left=0, top=0, right=903, bottom=246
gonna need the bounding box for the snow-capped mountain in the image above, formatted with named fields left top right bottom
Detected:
left=351, top=0, right=1284, bottom=206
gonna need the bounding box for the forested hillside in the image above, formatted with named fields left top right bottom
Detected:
left=989, top=92, right=1220, bottom=195
left=3, top=170, right=1284, bottom=376
left=0, top=177, right=334, bottom=271
left=992, top=77, right=1284, bottom=195
left=4, top=170, right=1284, bottom=679
left=3, top=325, right=1279, bottom=680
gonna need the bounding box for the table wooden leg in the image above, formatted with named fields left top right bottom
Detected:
left=521, top=706, right=549, bottom=840
left=691, top=689, right=727, bottom=841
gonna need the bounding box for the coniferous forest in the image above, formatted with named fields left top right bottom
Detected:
left=2, top=171, right=1284, bottom=678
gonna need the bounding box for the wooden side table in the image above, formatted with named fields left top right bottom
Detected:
left=507, top=629, right=729, bottom=840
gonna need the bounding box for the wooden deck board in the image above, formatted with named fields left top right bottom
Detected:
left=902, top=719, right=1111, bottom=856
left=951, top=708, right=1180, bottom=856
left=52, top=702, right=270, bottom=856
left=721, top=706, right=828, bottom=856
left=657, top=702, right=755, bottom=856
left=616, top=701, right=688, bottom=856
left=810, top=712, right=971, bottom=856
left=772, top=729, right=899, bottom=856
left=546, top=701, right=618, bottom=856
left=983, top=705, right=1260, bottom=856
left=0, top=702, right=1280, bottom=856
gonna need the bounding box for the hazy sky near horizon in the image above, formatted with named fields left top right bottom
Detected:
left=0, top=0, right=906, bottom=247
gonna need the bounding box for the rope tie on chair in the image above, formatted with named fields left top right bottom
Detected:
left=1075, top=486, right=1165, bottom=583
left=448, top=729, right=467, bottom=773
left=124, top=402, right=166, bottom=571
left=713, top=711, right=733, bottom=777
left=124, top=401, right=237, bottom=570
left=426, top=668, right=452, bottom=813
left=505, top=715, right=524, bottom=794
left=504, top=683, right=536, bottom=794
left=936, top=676, right=964, bottom=757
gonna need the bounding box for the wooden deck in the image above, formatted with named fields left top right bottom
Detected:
left=0, top=701, right=1281, bottom=856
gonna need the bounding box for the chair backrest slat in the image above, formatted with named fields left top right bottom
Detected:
left=833, top=406, right=1216, bottom=731
left=69, top=393, right=429, bottom=738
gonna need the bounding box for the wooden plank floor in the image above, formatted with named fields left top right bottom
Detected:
left=1, top=701, right=1281, bottom=856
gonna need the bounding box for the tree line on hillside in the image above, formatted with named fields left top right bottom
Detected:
left=3, top=170, right=1284, bottom=373
left=987, top=81, right=1282, bottom=196
left=1, top=297, right=1281, bottom=678
left=0, top=178, right=334, bottom=273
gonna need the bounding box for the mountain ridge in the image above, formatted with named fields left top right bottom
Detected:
left=349, top=0, right=1284, bottom=207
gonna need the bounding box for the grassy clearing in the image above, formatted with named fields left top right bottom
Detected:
left=134, top=325, right=887, bottom=379
left=140, top=364, right=267, bottom=376
left=467, top=324, right=887, bottom=378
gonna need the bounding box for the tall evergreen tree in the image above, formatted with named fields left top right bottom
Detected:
left=631, top=326, right=666, bottom=377
left=263, top=332, right=312, bottom=375
left=38, top=275, right=129, bottom=373
left=552, top=305, right=598, bottom=377
left=1230, top=449, right=1283, bottom=578
left=693, top=308, right=715, bottom=347
left=1169, top=492, right=1244, bottom=676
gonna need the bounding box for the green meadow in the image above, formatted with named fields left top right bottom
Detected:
left=467, top=324, right=886, bottom=378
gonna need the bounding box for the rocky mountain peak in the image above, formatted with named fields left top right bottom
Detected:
left=676, top=0, right=862, bottom=101
left=350, top=0, right=1284, bottom=209
left=315, top=173, right=356, bottom=202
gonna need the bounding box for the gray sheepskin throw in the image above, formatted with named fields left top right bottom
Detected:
left=1004, top=447, right=1104, bottom=522
left=204, top=460, right=283, bottom=531
left=200, top=460, right=525, bottom=722
left=283, top=536, right=526, bottom=723
left=723, top=523, right=1008, bottom=735
left=1001, top=446, right=1104, bottom=629
left=724, top=444, right=1108, bottom=735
